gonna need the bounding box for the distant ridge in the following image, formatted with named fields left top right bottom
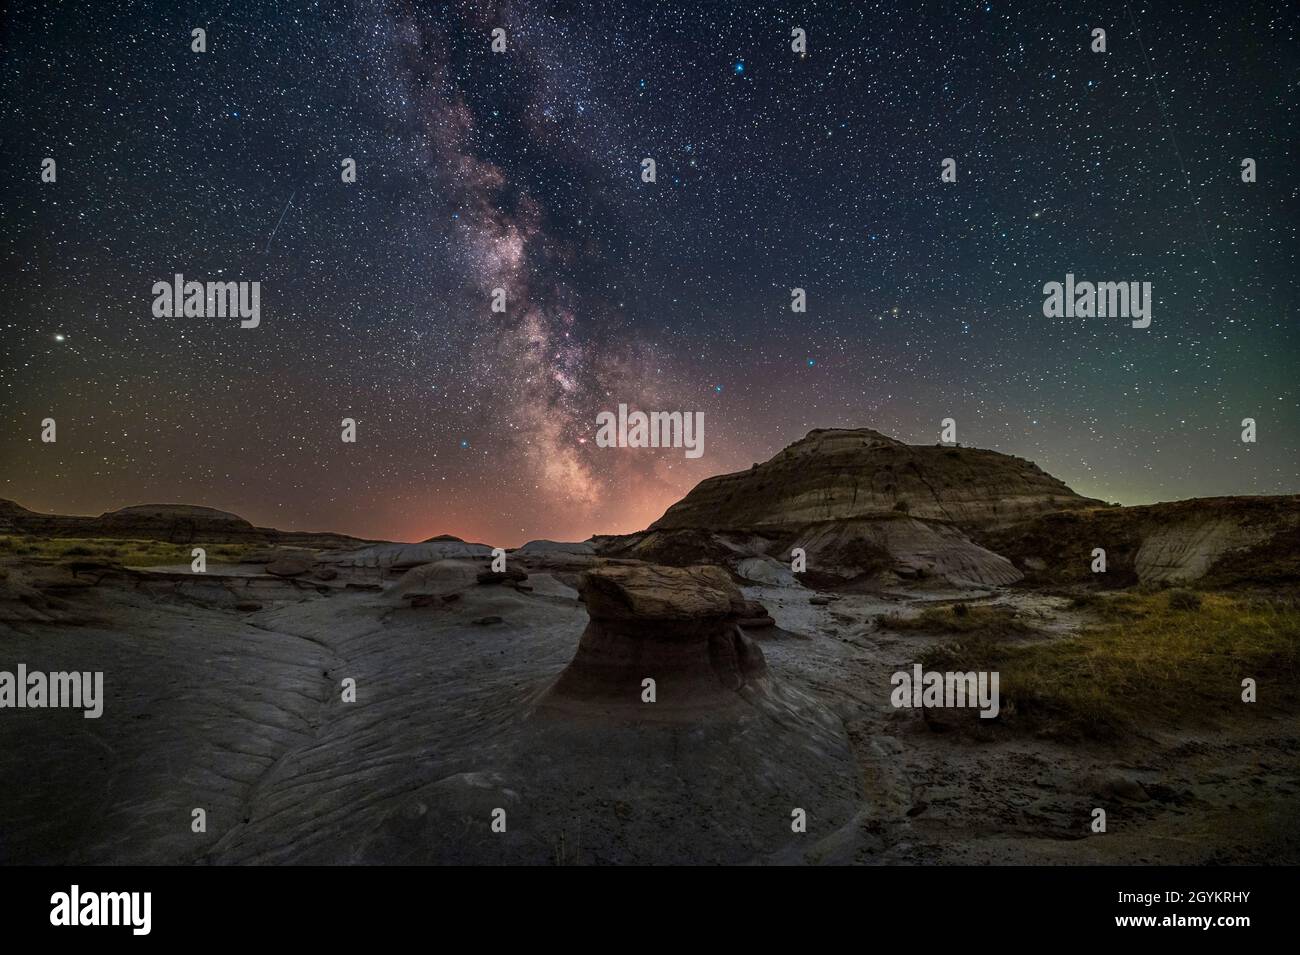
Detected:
left=0, top=499, right=374, bottom=548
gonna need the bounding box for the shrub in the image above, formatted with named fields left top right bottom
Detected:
left=878, top=604, right=1035, bottom=637
left=1168, top=589, right=1202, bottom=612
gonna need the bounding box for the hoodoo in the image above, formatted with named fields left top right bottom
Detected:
left=541, top=563, right=768, bottom=715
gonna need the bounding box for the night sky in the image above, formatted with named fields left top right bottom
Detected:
left=2, top=1, right=1296, bottom=545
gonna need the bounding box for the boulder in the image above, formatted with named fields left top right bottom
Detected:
left=265, top=557, right=313, bottom=577
left=734, top=556, right=799, bottom=587
left=1096, top=773, right=1152, bottom=803
left=391, top=560, right=481, bottom=599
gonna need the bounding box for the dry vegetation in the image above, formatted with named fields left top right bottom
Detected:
left=922, top=591, right=1300, bottom=739
left=877, top=603, right=1039, bottom=638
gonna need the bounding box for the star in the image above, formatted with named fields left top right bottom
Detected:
left=0, top=0, right=1289, bottom=545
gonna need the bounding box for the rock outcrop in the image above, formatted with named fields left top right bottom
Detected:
left=611, top=427, right=1300, bottom=589
left=541, top=564, right=769, bottom=715
left=1135, top=516, right=1274, bottom=584
left=652, top=428, right=1101, bottom=531
left=978, top=495, right=1300, bottom=586
left=596, top=428, right=1087, bottom=587
left=326, top=540, right=492, bottom=569
left=515, top=540, right=595, bottom=555
left=391, top=559, right=486, bottom=599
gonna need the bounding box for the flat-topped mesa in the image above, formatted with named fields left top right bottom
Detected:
left=541, top=564, right=768, bottom=715
left=651, top=427, right=1100, bottom=532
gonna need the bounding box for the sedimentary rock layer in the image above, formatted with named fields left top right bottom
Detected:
left=651, top=428, right=1101, bottom=531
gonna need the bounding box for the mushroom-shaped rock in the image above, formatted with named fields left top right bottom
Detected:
left=543, top=564, right=768, bottom=713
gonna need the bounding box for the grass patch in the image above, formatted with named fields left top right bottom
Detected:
left=1066, top=591, right=1148, bottom=620
left=0, top=536, right=261, bottom=567
left=878, top=603, right=1038, bottom=637
left=1167, top=588, right=1202, bottom=612
left=921, top=592, right=1300, bottom=740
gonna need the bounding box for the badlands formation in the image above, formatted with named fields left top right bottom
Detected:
left=1, top=428, right=1298, bottom=864
left=597, top=427, right=1300, bottom=591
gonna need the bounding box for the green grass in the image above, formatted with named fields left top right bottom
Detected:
left=0, top=535, right=260, bottom=567
left=922, top=592, right=1300, bottom=739
left=1066, top=590, right=1148, bottom=620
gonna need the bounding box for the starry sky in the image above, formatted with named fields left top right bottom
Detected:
left=2, top=0, right=1296, bottom=545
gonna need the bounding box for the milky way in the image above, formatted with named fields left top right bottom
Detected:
left=1, top=1, right=1296, bottom=545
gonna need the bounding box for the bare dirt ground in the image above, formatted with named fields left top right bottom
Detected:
left=750, top=585, right=1300, bottom=864
left=2, top=558, right=1297, bottom=864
